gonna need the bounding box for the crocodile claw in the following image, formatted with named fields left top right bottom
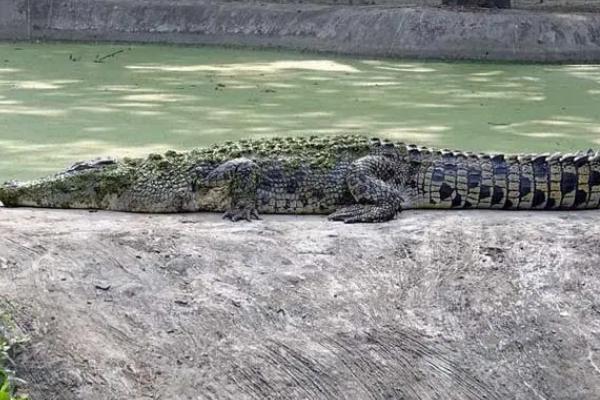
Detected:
left=328, top=204, right=397, bottom=223
left=223, top=206, right=261, bottom=222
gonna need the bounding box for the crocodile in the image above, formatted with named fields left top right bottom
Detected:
left=1, top=135, right=599, bottom=223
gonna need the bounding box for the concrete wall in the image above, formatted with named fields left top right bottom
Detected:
left=2, top=0, right=600, bottom=61
left=0, top=0, right=29, bottom=40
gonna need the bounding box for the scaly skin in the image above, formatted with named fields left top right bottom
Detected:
left=1, top=135, right=599, bottom=223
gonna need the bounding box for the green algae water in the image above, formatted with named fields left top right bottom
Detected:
left=1, top=42, right=600, bottom=180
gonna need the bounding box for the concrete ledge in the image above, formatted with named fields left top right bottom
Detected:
left=2, top=208, right=600, bottom=398
left=0, top=0, right=596, bottom=61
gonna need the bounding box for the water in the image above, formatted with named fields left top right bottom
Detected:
left=1, top=42, right=599, bottom=180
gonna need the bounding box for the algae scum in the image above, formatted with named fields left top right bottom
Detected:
left=1, top=42, right=600, bottom=180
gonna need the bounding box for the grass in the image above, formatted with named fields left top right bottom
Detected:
left=0, top=314, right=27, bottom=400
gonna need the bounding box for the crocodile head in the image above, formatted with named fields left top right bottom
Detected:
left=0, top=158, right=133, bottom=209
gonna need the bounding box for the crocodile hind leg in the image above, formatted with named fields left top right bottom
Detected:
left=328, top=155, right=404, bottom=223
left=205, top=158, right=261, bottom=221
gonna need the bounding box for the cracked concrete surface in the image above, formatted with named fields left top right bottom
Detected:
left=1, top=208, right=599, bottom=399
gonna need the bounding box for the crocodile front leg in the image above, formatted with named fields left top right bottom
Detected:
left=205, top=158, right=260, bottom=221
left=328, top=155, right=404, bottom=223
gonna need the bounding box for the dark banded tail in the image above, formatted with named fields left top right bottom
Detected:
left=414, top=149, right=600, bottom=210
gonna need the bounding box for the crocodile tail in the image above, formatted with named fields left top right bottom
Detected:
left=488, top=150, right=600, bottom=210
left=532, top=150, right=600, bottom=210
left=415, top=149, right=600, bottom=210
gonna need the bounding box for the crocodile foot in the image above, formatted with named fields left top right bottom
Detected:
left=328, top=204, right=397, bottom=223
left=223, top=205, right=261, bottom=222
